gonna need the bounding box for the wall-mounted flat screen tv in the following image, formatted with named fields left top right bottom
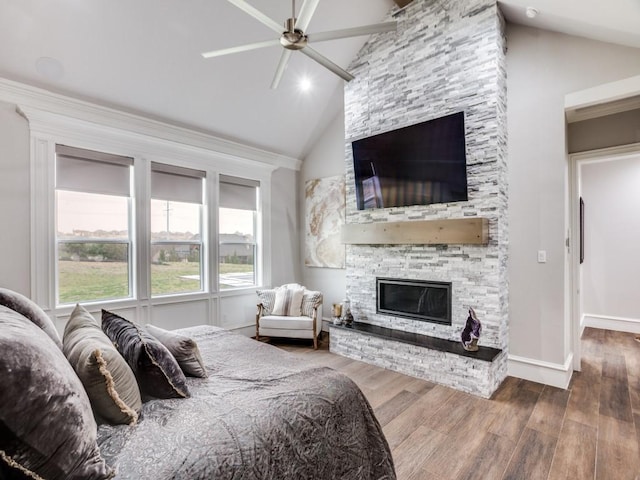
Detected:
left=351, top=111, right=468, bottom=210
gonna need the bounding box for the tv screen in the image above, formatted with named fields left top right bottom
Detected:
left=351, top=111, right=468, bottom=210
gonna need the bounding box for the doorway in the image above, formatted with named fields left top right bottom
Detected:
left=569, top=143, right=640, bottom=371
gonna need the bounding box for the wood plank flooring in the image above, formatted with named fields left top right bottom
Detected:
left=271, top=327, right=640, bottom=480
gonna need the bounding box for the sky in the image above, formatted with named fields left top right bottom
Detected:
left=56, top=191, right=253, bottom=236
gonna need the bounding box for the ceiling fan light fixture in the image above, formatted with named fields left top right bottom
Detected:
left=299, top=76, right=312, bottom=92
left=281, top=34, right=308, bottom=49
left=281, top=17, right=308, bottom=49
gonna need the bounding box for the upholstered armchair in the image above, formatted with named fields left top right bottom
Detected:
left=256, top=284, right=323, bottom=349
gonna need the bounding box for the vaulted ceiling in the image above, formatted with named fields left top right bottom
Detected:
left=1, top=0, right=639, bottom=160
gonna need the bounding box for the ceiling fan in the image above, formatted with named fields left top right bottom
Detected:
left=201, top=0, right=397, bottom=89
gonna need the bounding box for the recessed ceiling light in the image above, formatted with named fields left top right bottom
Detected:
left=525, top=6, right=539, bottom=19
left=35, top=57, right=64, bottom=81
left=299, top=77, right=312, bottom=92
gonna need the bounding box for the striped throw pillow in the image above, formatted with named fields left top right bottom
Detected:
left=256, top=289, right=277, bottom=316
left=271, top=285, right=304, bottom=316
left=301, top=291, right=323, bottom=318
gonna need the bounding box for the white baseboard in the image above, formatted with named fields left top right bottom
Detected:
left=582, top=313, right=640, bottom=334
left=321, top=317, right=333, bottom=332
left=507, top=353, right=573, bottom=390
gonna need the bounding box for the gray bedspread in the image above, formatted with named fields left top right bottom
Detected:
left=97, top=325, right=395, bottom=480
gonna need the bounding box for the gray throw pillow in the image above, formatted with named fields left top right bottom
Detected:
left=63, top=304, right=142, bottom=425
left=145, top=324, right=207, bottom=378
left=0, top=287, right=62, bottom=349
left=101, top=310, right=190, bottom=399
left=256, top=288, right=276, bottom=315
left=301, top=290, right=323, bottom=317
left=0, top=305, right=113, bottom=480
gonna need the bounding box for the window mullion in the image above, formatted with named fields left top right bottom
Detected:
left=208, top=171, right=219, bottom=294
left=134, top=156, right=150, bottom=301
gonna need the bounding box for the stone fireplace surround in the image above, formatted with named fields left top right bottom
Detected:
left=329, top=0, right=509, bottom=398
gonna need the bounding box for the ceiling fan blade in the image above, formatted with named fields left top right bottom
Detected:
left=225, top=0, right=283, bottom=33
left=201, top=39, right=280, bottom=58
left=295, top=0, right=320, bottom=32
left=309, top=21, right=397, bottom=42
left=300, top=46, right=354, bottom=82
left=270, top=50, right=293, bottom=89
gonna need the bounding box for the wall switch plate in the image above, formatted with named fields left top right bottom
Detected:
left=537, top=250, right=547, bottom=263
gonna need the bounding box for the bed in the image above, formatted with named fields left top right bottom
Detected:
left=96, top=325, right=396, bottom=479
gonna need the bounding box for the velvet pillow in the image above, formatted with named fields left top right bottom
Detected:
left=272, top=285, right=304, bottom=316
left=101, top=310, right=189, bottom=399
left=63, top=304, right=142, bottom=425
left=0, top=287, right=62, bottom=349
left=145, top=324, right=207, bottom=378
left=0, top=305, right=113, bottom=480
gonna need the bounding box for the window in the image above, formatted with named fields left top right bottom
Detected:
left=219, top=175, right=259, bottom=289
left=55, top=145, right=133, bottom=305
left=150, top=163, right=205, bottom=296
left=54, top=149, right=258, bottom=302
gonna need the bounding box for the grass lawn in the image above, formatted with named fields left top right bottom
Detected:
left=58, top=260, right=254, bottom=303
left=58, top=261, right=130, bottom=303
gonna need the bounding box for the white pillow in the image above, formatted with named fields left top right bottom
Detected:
left=271, top=285, right=304, bottom=316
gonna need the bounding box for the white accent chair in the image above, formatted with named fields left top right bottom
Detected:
left=256, top=284, right=323, bottom=349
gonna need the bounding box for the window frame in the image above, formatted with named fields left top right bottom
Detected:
left=218, top=208, right=258, bottom=290
left=149, top=162, right=207, bottom=298
left=26, top=104, right=276, bottom=330
left=218, top=175, right=260, bottom=291
left=54, top=145, right=135, bottom=306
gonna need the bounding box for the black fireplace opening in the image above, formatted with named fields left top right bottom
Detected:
left=377, top=277, right=452, bottom=325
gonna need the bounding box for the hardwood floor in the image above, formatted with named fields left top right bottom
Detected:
left=271, top=327, right=640, bottom=480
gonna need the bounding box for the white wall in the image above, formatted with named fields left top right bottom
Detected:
left=301, top=109, right=347, bottom=322
left=581, top=155, right=640, bottom=323
left=507, top=24, right=640, bottom=368
left=0, top=101, right=30, bottom=295
left=271, top=166, right=301, bottom=286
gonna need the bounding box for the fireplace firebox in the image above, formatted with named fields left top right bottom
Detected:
left=376, top=277, right=451, bottom=325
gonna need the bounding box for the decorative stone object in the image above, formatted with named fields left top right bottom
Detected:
left=461, top=307, right=482, bottom=352
left=342, top=299, right=354, bottom=327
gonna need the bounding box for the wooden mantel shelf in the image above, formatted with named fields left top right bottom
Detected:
left=341, top=217, right=489, bottom=245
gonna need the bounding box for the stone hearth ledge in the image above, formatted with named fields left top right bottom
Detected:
left=329, top=323, right=507, bottom=398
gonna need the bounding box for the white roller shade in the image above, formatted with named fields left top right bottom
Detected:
left=219, top=175, right=258, bottom=210
left=55, top=145, right=133, bottom=197
left=151, top=163, right=205, bottom=204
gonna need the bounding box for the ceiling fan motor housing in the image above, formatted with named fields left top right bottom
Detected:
left=280, top=17, right=308, bottom=49
left=202, top=1, right=397, bottom=86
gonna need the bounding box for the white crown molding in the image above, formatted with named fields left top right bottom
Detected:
left=17, top=105, right=278, bottom=177
left=567, top=94, right=640, bottom=123
left=565, top=74, right=640, bottom=123
left=0, top=77, right=302, bottom=171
